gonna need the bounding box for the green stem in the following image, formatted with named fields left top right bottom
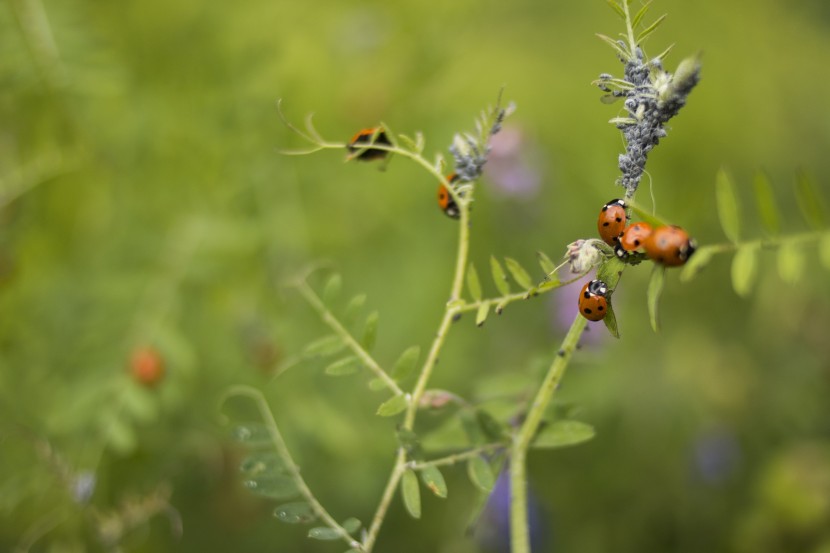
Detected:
left=622, top=1, right=638, bottom=56
left=700, top=230, right=828, bottom=254
left=509, top=315, right=588, bottom=553
left=456, top=270, right=591, bottom=315
left=228, top=386, right=362, bottom=551
left=296, top=281, right=404, bottom=397
left=409, top=443, right=506, bottom=470
left=364, top=193, right=473, bottom=553
left=362, top=450, right=406, bottom=553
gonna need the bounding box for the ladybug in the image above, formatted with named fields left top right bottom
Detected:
left=619, top=221, right=653, bottom=252
left=643, top=225, right=696, bottom=266
left=346, top=127, right=391, bottom=161
left=578, top=279, right=609, bottom=322
left=437, top=173, right=461, bottom=219
left=597, top=199, right=628, bottom=246
left=130, top=346, right=165, bottom=388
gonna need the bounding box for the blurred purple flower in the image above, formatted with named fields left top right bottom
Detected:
left=484, top=127, right=543, bottom=199
left=692, top=427, right=741, bottom=485
left=474, top=469, right=549, bottom=553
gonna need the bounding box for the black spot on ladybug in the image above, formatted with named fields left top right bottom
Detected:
left=634, top=239, right=640, bottom=246
left=597, top=305, right=604, bottom=311
left=584, top=291, right=591, bottom=298
left=615, top=217, right=622, bottom=222
left=584, top=308, right=592, bottom=314
left=602, top=221, right=610, bottom=227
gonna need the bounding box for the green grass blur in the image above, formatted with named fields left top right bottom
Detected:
left=2, top=0, right=830, bottom=551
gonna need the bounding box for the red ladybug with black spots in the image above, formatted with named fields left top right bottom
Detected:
left=578, top=279, right=609, bottom=322
left=597, top=199, right=628, bottom=246
left=346, top=127, right=391, bottom=161
left=437, top=173, right=461, bottom=219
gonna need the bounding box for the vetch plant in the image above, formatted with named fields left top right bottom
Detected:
left=221, top=2, right=830, bottom=553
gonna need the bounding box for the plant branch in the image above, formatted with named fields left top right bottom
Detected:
left=296, top=281, right=404, bottom=397
left=409, top=443, right=507, bottom=470
left=456, top=270, right=592, bottom=314
left=509, top=314, right=588, bottom=553
left=361, top=450, right=407, bottom=553
left=226, top=386, right=362, bottom=551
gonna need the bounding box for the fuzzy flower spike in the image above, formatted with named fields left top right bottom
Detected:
left=596, top=39, right=701, bottom=199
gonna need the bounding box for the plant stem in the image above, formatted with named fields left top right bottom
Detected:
left=228, top=386, right=362, bottom=551
left=364, top=192, right=473, bottom=553
left=622, top=1, right=638, bottom=56
left=456, top=271, right=591, bottom=315
left=699, top=229, right=829, bottom=254
left=509, top=315, right=588, bottom=553
left=296, top=281, right=404, bottom=397
left=362, top=450, right=406, bottom=553
left=409, top=443, right=506, bottom=470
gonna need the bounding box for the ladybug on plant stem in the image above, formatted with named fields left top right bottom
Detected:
left=437, top=173, right=461, bottom=219
left=643, top=225, right=696, bottom=267
left=619, top=221, right=653, bottom=252
left=578, top=279, right=609, bottom=322
left=130, top=346, right=165, bottom=388
left=597, top=199, right=628, bottom=246
left=346, top=127, right=391, bottom=161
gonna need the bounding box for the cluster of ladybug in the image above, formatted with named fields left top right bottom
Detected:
left=347, top=128, right=463, bottom=220
left=579, top=199, right=697, bottom=322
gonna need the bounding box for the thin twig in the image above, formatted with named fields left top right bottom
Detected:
left=408, top=443, right=507, bottom=470
left=295, top=281, right=404, bottom=397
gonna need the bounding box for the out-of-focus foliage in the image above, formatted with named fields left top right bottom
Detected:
left=1, top=0, right=829, bottom=552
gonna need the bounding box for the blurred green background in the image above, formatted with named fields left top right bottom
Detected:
left=2, top=0, right=830, bottom=551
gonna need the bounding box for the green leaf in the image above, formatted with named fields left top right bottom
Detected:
left=362, top=311, right=379, bottom=351
left=605, top=0, right=625, bottom=19
left=680, top=246, right=716, bottom=282
left=341, top=517, right=361, bottom=534
left=467, top=456, right=495, bottom=492
left=303, top=335, right=346, bottom=357
left=243, top=475, right=300, bottom=500
left=232, top=423, right=272, bottom=447
left=636, top=14, right=667, bottom=44
left=794, top=170, right=826, bottom=230
left=777, top=243, right=805, bottom=284
left=376, top=394, right=408, bottom=417
left=467, top=263, right=482, bottom=302
left=531, top=420, right=596, bottom=449
left=322, top=273, right=342, bottom=304
left=490, top=256, right=511, bottom=296
left=343, top=294, right=367, bottom=325
left=716, top=168, right=741, bottom=243
left=537, top=251, right=558, bottom=278
left=753, top=170, right=781, bottom=235
left=647, top=265, right=666, bottom=333
left=596, top=33, right=630, bottom=60
left=367, top=378, right=386, bottom=392
left=308, top=527, right=341, bottom=541
left=274, top=502, right=317, bottom=524
left=240, top=451, right=286, bottom=476
left=391, top=346, right=420, bottom=381
left=820, top=234, right=830, bottom=271
left=596, top=256, right=626, bottom=290
left=602, top=300, right=620, bottom=339
left=476, top=410, right=509, bottom=442
left=631, top=0, right=652, bottom=28
left=475, top=301, right=491, bottom=327
left=324, top=356, right=360, bottom=376
left=401, top=469, right=422, bottom=519
left=731, top=246, right=758, bottom=298
left=459, top=409, right=485, bottom=445
left=504, top=258, right=534, bottom=289
left=420, top=466, right=448, bottom=499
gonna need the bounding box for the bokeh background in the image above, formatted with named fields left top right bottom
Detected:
left=2, top=0, right=830, bottom=551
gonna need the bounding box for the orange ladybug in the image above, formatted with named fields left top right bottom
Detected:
left=130, top=347, right=165, bottom=388
left=578, top=279, right=609, bottom=322
left=643, top=225, right=696, bottom=266
left=597, top=199, right=628, bottom=246
left=437, top=173, right=461, bottom=219
left=619, top=222, right=653, bottom=252
left=346, top=127, right=391, bottom=161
